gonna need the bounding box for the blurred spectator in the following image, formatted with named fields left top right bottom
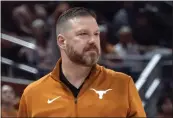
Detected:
left=157, top=84, right=173, bottom=118
left=13, top=3, right=47, bottom=36
left=113, top=1, right=136, bottom=34
left=97, top=12, right=119, bottom=54
left=157, top=95, right=173, bottom=118
left=18, top=18, right=54, bottom=77
left=99, top=24, right=115, bottom=54
left=1, top=1, right=21, bottom=34
left=114, top=26, right=140, bottom=58
left=14, top=2, right=70, bottom=78
left=133, top=10, right=158, bottom=46
left=1, top=85, right=19, bottom=117
left=48, top=2, right=70, bottom=67
left=48, top=2, right=70, bottom=24
left=113, top=26, right=143, bottom=81
left=1, top=32, right=23, bottom=62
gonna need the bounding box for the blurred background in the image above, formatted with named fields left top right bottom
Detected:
left=1, top=1, right=172, bottom=117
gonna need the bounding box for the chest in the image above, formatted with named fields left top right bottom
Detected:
left=30, top=86, right=129, bottom=117
left=77, top=88, right=129, bottom=117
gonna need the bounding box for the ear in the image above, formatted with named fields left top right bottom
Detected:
left=57, top=34, right=66, bottom=49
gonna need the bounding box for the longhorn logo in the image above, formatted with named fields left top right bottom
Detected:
left=90, top=88, right=112, bottom=99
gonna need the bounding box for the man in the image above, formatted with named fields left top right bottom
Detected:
left=2, top=85, right=18, bottom=117
left=18, top=7, right=146, bottom=117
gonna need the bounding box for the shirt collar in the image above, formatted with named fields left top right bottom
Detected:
left=50, top=58, right=101, bottom=83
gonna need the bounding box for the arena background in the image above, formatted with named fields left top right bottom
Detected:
left=1, top=1, right=173, bottom=117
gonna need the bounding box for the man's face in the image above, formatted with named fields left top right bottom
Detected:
left=2, top=85, right=15, bottom=105
left=62, top=16, right=101, bottom=67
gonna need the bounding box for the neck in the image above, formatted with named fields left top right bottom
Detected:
left=2, top=103, right=14, bottom=110
left=61, top=57, right=92, bottom=88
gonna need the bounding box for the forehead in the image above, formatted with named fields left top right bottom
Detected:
left=2, top=86, right=13, bottom=92
left=68, top=16, right=99, bottom=32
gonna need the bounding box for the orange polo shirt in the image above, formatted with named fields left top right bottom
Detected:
left=18, top=59, right=146, bottom=117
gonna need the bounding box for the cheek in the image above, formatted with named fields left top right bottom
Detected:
left=67, top=42, right=82, bottom=53
left=96, top=38, right=101, bottom=45
left=97, top=40, right=101, bottom=49
left=73, top=41, right=86, bottom=51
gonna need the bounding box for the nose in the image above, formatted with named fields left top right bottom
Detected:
left=88, top=36, right=96, bottom=44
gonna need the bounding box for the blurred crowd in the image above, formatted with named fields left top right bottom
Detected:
left=2, top=2, right=172, bottom=75
left=1, top=1, right=173, bottom=117
left=2, top=1, right=71, bottom=77
left=156, top=85, right=173, bottom=118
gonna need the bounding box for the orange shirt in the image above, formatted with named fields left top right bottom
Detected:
left=18, top=59, right=146, bottom=117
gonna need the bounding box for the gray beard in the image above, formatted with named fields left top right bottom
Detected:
left=65, top=44, right=100, bottom=67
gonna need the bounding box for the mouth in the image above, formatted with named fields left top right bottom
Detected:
left=84, top=45, right=99, bottom=54
left=85, top=47, right=98, bottom=51
left=87, top=49, right=97, bottom=52
left=85, top=50, right=99, bottom=56
left=86, top=49, right=98, bottom=53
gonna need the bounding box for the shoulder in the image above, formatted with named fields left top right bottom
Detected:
left=22, top=73, right=51, bottom=97
left=98, top=64, right=132, bottom=83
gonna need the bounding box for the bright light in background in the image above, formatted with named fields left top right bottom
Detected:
left=1, top=33, right=36, bottom=49
left=18, top=64, right=38, bottom=74
left=145, top=78, right=160, bottom=99
left=1, top=57, right=14, bottom=65
left=135, top=54, right=161, bottom=91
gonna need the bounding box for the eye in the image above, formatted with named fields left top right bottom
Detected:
left=79, top=32, right=88, bottom=36
left=94, top=32, right=100, bottom=36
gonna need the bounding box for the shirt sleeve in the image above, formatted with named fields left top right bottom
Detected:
left=17, top=93, right=29, bottom=117
left=127, top=76, right=147, bottom=117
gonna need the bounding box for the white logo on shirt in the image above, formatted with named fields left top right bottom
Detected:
left=90, top=88, right=112, bottom=99
left=47, top=96, right=61, bottom=104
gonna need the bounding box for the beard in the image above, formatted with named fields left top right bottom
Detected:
left=65, top=43, right=100, bottom=67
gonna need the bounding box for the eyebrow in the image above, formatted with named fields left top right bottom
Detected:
left=76, top=29, right=100, bottom=33
left=76, top=29, right=88, bottom=33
